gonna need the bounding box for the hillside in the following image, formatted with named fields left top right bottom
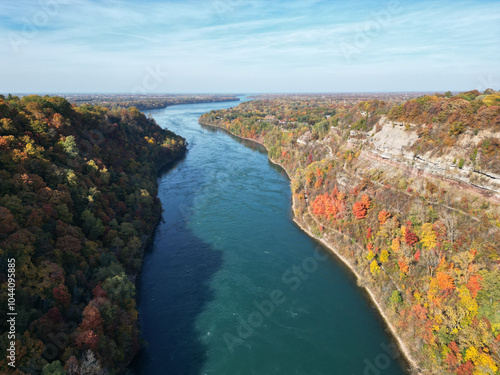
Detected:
left=200, top=90, right=500, bottom=375
left=64, top=94, right=240, bottom=111
left=0, top=95, right=186, bottom=374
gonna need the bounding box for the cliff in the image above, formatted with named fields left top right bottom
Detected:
left=199, top=91, right=500, bottom=375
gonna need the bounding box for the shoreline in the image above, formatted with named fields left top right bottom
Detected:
left=129, top=148, right=188, bottom=370
left=199, top=119, right=422, bottom=374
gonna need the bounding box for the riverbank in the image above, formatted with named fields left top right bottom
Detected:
left=134, top=148, right=188, bottom=276
left=199, top=119, right=422, bottom=375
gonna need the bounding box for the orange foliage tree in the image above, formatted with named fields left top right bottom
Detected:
left=378, top=210, right=391, bottom=225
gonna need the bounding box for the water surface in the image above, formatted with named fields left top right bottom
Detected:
left=135, top=98, right=408, bottom=375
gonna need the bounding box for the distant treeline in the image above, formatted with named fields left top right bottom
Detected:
left=66, top=95, right=240, bottom=111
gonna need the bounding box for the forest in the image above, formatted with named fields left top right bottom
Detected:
left=0, top=95, right=186, bottom=374
left=200, top=90, right=500, bottom=375
left=65, top=94, right=240, bottom=111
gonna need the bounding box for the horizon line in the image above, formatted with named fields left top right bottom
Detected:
left=2, top=89, right=485, bottom=96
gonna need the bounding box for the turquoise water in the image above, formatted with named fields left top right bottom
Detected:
left=134, top=98, right=409, bottom=375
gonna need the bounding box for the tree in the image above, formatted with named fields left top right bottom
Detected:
left=79, top=350, right=104, bottom=375
left=42, top=360, right=67, bottom=375
left=436, top=272, right=455, bottom=294
left=76, top=330, right=99, bottom=351
left=389, top=290, right=402, bottom=307
left=370, top=260, right=381, bottom=275
left=443, top=211, right=458, bottom=244
left=353, top=201, right=367, bottom=219
left=466, top=275, right=482, bottom=298
left=61, top=136, right=79, bottom=158
left=81, top=210, right=105, bottom=240
left=478, top=269, right=500, bottom=305
left=81, top=305, right=103, bottom=332
left=398, top=259, right=409, bottom=274
left=404, top=228, right=419, bottom=247
left=0, top=96, right=188, bottom=373
left=53, top=285, right=71, bottom=307
left=0, top=206, right=17, bottom=235
left=360, top=194, right=370, bottom=209
left=420, top=223, right=437, bottom=249
left=391, top=238, right=401, bottom=253
left=55, top=235, right=82, bottom=254
left=312, top=195, right=326, bottom=216
left=378, top=210, right=391, bottom=225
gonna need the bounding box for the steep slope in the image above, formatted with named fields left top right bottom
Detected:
left=200, top=91, right=500, bottom=375
left=0, top=95, right=186, bottom=374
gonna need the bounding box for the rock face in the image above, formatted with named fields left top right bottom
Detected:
left=297, top=130, right=312, bottom=145
left=367, top=116, right=500, bottom=197
left=370, top=117, right=419, bottom=158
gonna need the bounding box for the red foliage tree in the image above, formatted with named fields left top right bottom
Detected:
left=55, top=235, right=82, bottom=254
left=314, top=177, right=323, bottom=188
left=353, top=201, right=367, bottom=219
left=414, top=249, right=421, bottom=261
left=455, top=361, right=474, bottom=375
left=466, top=274, right=482, bottom=298
left=53, top=285, right=71, bottom=307
left=92, top=284, right=107, bottom=299
left=0, top=207, right=17, bottom=235
left=81, top=305, right=103, bottom=332
left=312, top=195, right=326, bottom=216
left=404, top=230, right=419, bottom=246
left=75, top=330, right=99, bottom=351
left=444, top=341, right=462, bottom=370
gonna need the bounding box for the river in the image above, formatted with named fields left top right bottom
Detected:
left=134, top=97, right=409, bottom=375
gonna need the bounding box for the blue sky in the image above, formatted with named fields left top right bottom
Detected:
left=1, top=0, right=499, bottom=93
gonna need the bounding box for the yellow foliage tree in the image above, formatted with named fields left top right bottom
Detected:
left=366, top=250, right=375, bottom=261
left=370, top=260, right=381, bottom=275
left=391, top=238, right=401, bottom=253
left=420, top=223, right=437, bottom=249
left=475, top=352, right=498, bottom=374
left=457, top=285, right=478, bottom=327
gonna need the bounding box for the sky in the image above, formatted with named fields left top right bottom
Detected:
left=1, top=0, right=499, bottom=93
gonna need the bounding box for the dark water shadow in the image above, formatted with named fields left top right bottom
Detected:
left=199, top=123, right=268, bottom=154
left=131, top=158, right=223, bottom=375
left=199, top=122, right=411, bottom=374
left=157, top=152, right=188, bottom=178
left=132, top=228, right=223, bottom=375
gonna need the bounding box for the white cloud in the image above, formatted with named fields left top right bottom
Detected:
left=1, top=0, right=499, bottom=92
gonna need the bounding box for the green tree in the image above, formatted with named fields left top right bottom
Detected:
left=42, top=360, right=67, bottom=375
left=61, top=135, right=79, bottom=158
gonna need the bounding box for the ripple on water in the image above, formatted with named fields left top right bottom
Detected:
left=135, top=100, right=409, bottom=375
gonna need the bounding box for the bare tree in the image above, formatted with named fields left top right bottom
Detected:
left=420, top=249, right=441, bottom=277
left=443, top=210, right=458, bottom=245
left=79, top=351, right=104, bottom=375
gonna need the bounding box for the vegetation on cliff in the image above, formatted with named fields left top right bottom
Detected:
left=0, top=95, right=186, bottom=374
left=200, top=90, right=500, bottom=374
